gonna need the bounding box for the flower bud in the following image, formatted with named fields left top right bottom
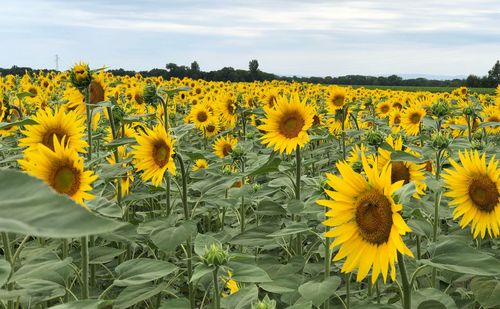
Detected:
left=431, top=133, right=449, bottom=150
left=430, top=101, right=449, bottom=118
left=365, top=130, right=384, bottom=148
left=463, top=107, right=474, bottom=116
left=143, top=83, right=158, bottom=105
left=70, top=62, right=92, bottom=90
left=252, top=296, right=276, bottom=309
left=203, top=243, right=229, bottom=267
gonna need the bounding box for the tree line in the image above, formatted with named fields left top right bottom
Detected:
left=1, top=60, right=499, bottom=88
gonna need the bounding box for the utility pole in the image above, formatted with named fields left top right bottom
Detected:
left=55, top=54, right=59, bottom=71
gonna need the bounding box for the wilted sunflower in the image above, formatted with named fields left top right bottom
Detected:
left=19, top=137, right=97, bottom=206
left=132, top=125, right=176, bottom=186
left=317, top=154, right=413, bottom=284
left=442, top=150, right=500, bottom=238
left=19, top=108, right=88, bottom=153
left=258, top=94, right=314, bottom=154
left=401, top=104, right=426, bottom=136
left=192, top=159, right=208, bottom=171
left=213, top=135, right=238, bottom=159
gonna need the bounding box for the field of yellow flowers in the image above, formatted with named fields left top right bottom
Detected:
left=0, top=63, right=499, bottom=309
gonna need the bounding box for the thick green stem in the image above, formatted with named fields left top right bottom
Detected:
left=397, top=252, right=411, bottom=309
left=323, top=237, right=331, bottom=309
left=166, top=174, right=171, bottom=216
left=176, top=154, right=195, bottom=309
left=295, top=146, right=302, bottom=255
left=345, top=273, right=350, bottom=309
left=106, top=106, right=123, bottom=207
left=432, top=150, right=442, bottom=287
left=213, top=267, right=220, bottom=309
left=85, top=87, right=92, bottom=161
left=240, top=158, right=245, bottom=234
left=341, top=108, right=347, bottom=160
left=80, top=236, right=89, bottom=299
left=2, top=233, right=14, bottom=309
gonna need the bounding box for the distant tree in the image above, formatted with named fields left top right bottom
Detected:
left=249, top=59, right=259, bottom=73
left=466, top=74, right=481, bottom=87
left=487, top=60, right=500, bottom=86
left=190, top=61, right=200, bottom=72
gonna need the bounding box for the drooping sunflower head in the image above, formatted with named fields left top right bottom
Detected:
left=19, top=108, right=88, bottom=154
left=131, top=125, right=176, bottom=186
left=258, top=94, right=315, bottom=154
left=317, top=154, right=413, bottom=284
left=443, top=150, right=500, bottom=238
left=213, top=135, right=238, bottom=159
left=19, top=137, right=97, bottom=206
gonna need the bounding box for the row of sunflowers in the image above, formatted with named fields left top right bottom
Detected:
left=0, top=62, right=499, bottom=309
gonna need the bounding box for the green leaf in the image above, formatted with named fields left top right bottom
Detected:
left=411, top=288, right=457, bottom=309
left=255, top=200, right=286, bottom=216
left=391, top=151, right=424, bottom=163
left=115, top=282, right=168, bottom=309
left=105, top=137, right=137, bottom=148
left=421, top=237, right=500, bottom=276
left=16, top=91, right=36, bottom=99
left=229, top=261, right=272, bottom=283
left=287, top=200, right=305, bottom=214
left=298, top=276, right=341, bottom=307
left=268, top=223, right=310, bottom=238
left=0, top=259, right=11, bottom=287
left=159, top=298, right=191, bottom=309
left=0, top=118, right=37, bottom=130
left=150, top=221, right=198, bottom=252
left=190, top=264, right=215, bottom=283
left=246, top=156, right=282, bottom=177
left=194, top=233, right=221, bottom=257
left=407, top=219, right=433, bottom=238
left=12, top=258, right=72, bottom=282
left=114, top=258, right=177, bottom=286
left=89, top=246, right=125, bottom=264
left=0, top=169, right=125, bottom=238
left=470, top=277, right=500, bottom=308
left=0, top=289, right=27, bottom=301
left=48, top=300, right=113, bottom=309
left=18, top=279, right=66, bottom=304
left=259, top=274, right=302, bottom=294
left=230, top=224, right=279, bottom=247
left=478, top=121, right=500, bottom=128
left=221, top=285, right=258, bottom=309
left=164, top=86, right=192, bottom=96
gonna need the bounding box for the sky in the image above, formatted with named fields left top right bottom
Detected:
left=1, top=0, right=500, bottom=78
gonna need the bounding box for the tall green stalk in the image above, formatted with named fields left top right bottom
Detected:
left=398, top=252, right=411, bottom=309
left=2, top=232, right=14, bottom=309
left=80, top=235, right=89, bottom=298
left=431, top=149, right=442, bottom=287
left=295, top=146, right=302, bottom=255
left=176, top=154, right=195, bottom=309
left=212, top=267, right=221, bottom=309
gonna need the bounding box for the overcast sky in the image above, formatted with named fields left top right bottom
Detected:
left=1, top=0, right=500, bottom=77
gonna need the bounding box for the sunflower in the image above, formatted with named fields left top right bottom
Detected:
left=318, top=155, right=413, bottom=284
left=204, top=120, right=221, bottom=138
left=378, top=135, right=427, bottom=198
left=213, top=135, right=238, bottom=159
left=326, top=87, right=347, bottom=113
left=131, top=125, right=176, bottom=186
left=482, top=104, right=500, bottom=135
left=218, top=93, right=238, bottom=128
left=442, top=150, right=500, bottom=238
left=192, top=159, right=208, bottom=171
left=188, top=102, right=213, bottom=129
left=401, top=104, right=426, bottom=136
left=258, top=94, right=315, bottom=154
left=389, top=110, right=402, bottom=133
left=376, top=100, right=392, bottom=118
left=19, top=108, right=88, bottom=153
left=19, top=137, right=97, bottom=206
left=223, top=271, right=240, bottom=297
left=346, top=143, right=371, bottom=169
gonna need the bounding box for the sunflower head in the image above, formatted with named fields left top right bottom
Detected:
left=327, top=87, right=347, bottom=112
left=19, top=137, right=97, bottom=206
left=258, top=94, right=315, bottom=154
left=443, top=150, right=500, bottom=238
left=70, top=62, right=91, bottom=90
left=192, top=159, right=208, bottom=171
left=213, top=135, right=238, bottom=159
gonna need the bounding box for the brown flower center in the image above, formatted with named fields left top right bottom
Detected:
left=279, top=112, right=305, bottom=138
left=331, top=94, right=345, bottom=107
left=206, top=124, right=216, bottom=133
left=487, top=116, right=499, bottom=122
left=468, top=175, right=499, bottom=213
left=51, top=165, right=81, bottom=196
left=226, top=99, right=235, bottom=114
left=267, top=95, right=276, bottom=108
left=134, top=93, right=144, bottom=105
left=380, top=104, right=390, bottom=114
left=393, top=102, right=403, bottom=110
left=152, top=141, right=170, bottom=167
left=197, top=111, right=208, bottom=122
left=42, top=129, right=67, bottom=151
left=355, top=190, right=393, bottom=244
left=89, top=81, right=105, bottom=104
left=391, top=161, right=411, bottom=185
left=222, top=144, right=232, bottom=156
left=410, top=112, right=422, bottom=124
left=393, top=115, right=401, bottom=125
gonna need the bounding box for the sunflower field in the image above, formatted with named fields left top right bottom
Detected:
left=0, top=63, right=499, bottom=309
